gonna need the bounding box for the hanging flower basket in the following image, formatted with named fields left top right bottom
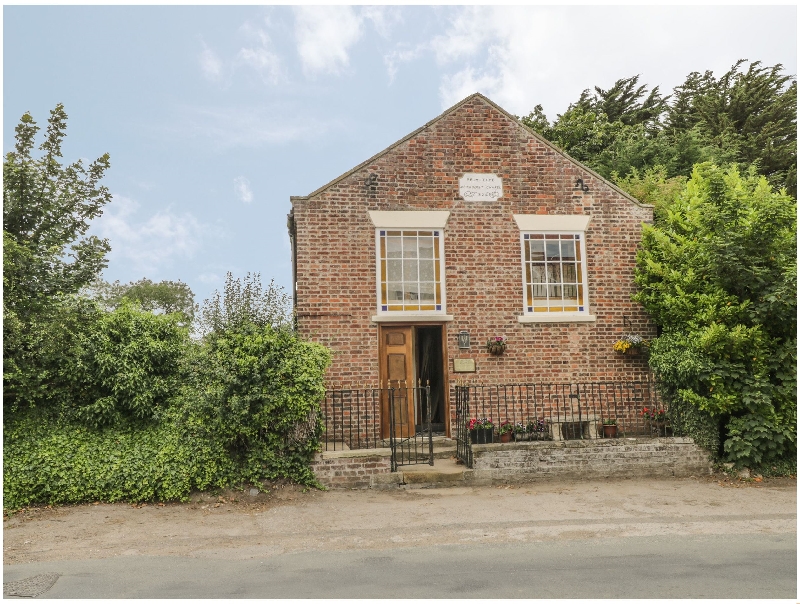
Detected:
left=613, top=334, right=648, bottom=355
left=486, top=336, right=506, bottom=355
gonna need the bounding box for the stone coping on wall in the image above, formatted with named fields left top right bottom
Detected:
left=318, top=447, right=392, bottom=460
left=469, top=436, right=698, bottom=450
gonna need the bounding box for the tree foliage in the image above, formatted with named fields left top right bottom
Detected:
left=634, top=164, right=796, bottom=467
left=4, top=272, right=330, bottom=509
left=197, top=272, right=292, bottom=336
left=3, top=105, right=113, bottom=411
left=667, top=60, right=797, bottom=194
left=90, top=278, right=197, bottom=326
left=3, top=107, right=331, bottom=509
left=613, top=166, right=687, bottom=222
left=71, top=300, right=189, bottom=427
left=522, top=60, right=796, bottom=196
left=179, top=323, right=330, bottom=486
left=3, top=104, right=111, bottom=316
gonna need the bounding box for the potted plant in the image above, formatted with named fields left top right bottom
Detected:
left=641, top=407, right=670, bottom=436
left=526, top=418, right=551, bottom=441
left=498, top=421, right=514, bottom=443
left=468, top=418, right=495, bottom=444
left=486, top=336, right=506, bottom=355
left=601, top=418, right=618, bottom=438
left=512, top=422, right=525, bottom=441
left=613, top=334, right=648, bottom=355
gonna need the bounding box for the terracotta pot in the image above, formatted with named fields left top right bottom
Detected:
left=602, top=424, right=618, bottom=438
left=500, top=432, right=512, bottom=443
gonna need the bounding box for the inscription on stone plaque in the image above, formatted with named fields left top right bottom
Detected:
left=459, top=173, right=503, bottom=201
left=453, top=358, right=476, bottom=373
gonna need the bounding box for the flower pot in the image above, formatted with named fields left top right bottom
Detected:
left=602, top=424, right=618, bottom=438
left=487, top=345, right=505, bottom=356
left=470, top=429, right=494, bottom=444
left=649, top=421, right=671, bottom=437
left=499, top=432, right=512, bottom=443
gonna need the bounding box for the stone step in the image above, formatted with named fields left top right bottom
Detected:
left=398, top=459, right=467, bottom=487
left=401, top=470, right=466, bottom=485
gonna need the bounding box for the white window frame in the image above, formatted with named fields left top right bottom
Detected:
left=369, top=211, right=452, bottom=322
left=514, top=215, right=595, bottom=323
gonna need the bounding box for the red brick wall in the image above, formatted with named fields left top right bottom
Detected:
left=291, top=95, right=654, bottom=436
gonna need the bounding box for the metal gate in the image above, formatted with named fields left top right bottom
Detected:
left=388, top=383, right=434, bottom=472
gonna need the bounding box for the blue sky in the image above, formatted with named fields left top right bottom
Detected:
left=4, top=4, right=797, bottom=307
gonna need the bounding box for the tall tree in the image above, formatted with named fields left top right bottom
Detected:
left=579, top=75, right=669, bottom=127
left=522, top=61, right=796, bottom=197
left=667, top=60, right=797, bottom=195
left=4, top=104, right=111, bottom=316
left=3, top=105, right=112, bottom=409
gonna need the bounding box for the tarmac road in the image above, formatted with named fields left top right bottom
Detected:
left=4, top=477, right=796, bottom=598
left=3, top=534, right=796, bottom=598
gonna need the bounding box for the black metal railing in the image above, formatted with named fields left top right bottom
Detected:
left=388, top=383, right=434, bottom=472
left=455, top=381, right=679, bottom=468
left=322, top=384, right=433, bottom=472
left=323, top=388, right=382, bottom=451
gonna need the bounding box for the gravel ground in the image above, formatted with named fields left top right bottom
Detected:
left=4, top=473, right=795, bottom=565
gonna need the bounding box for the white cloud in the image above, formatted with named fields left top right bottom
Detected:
left=93, top=194, right=209, bottom=274
left=293, top=6, right=363, bottom=76
left=425, top=6, right=798, bottom=119
left=199, top=42, right=224, bottom=83
left=361, top=6, right=401, bottom=40
left=236, top=21, right=284, bottom=84
left=233, top=176, right=253, bottom=203
left=384, top=47, right=424, bottom=85
left=430, top=7, right=565, bottom=114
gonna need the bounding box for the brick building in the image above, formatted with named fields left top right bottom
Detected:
left=288, top=93, right=655, bottom=440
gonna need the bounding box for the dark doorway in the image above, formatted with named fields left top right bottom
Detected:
left=415, top=326, right=446, bottom=434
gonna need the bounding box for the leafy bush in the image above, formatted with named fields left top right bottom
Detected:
left=3, top=407, right=234, bottom=509
left=3, top=278, right=331, bottom=511
left=72, top=300, right=189, bottom=426
left=3, top=107, right=331, bottom=509
left=180, top=323, right=330, bottom=486
left=635, top=164, right=796, bottom=467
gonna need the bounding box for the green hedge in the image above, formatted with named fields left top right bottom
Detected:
left=3, top=323, right=331, bottom=511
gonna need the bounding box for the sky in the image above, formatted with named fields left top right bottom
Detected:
left=4, top=4, right=797, bottom=307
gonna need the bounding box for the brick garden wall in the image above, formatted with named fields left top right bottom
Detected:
left=311, top=451, right=392, bottom=489
left=310, top=438, right=712, bottom=489
left=291, top=94, right=656, bottom=438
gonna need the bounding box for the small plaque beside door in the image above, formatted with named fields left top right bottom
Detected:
left=453, top=358, right=476, bottom=373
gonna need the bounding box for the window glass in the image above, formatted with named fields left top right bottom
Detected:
left=378, top=230, right=443, bottom=312
left=522, top=232, right=587, bottom=313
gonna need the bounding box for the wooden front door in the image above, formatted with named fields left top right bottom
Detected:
left=379, top=325, right=415, bottom=440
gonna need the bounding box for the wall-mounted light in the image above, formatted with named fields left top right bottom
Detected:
left=457, top=331, right=471, bottom=349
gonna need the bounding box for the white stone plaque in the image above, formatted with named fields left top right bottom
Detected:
left=459, top=173, right=503, bottom=201
left=453, top=358, right=476, bottom=373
